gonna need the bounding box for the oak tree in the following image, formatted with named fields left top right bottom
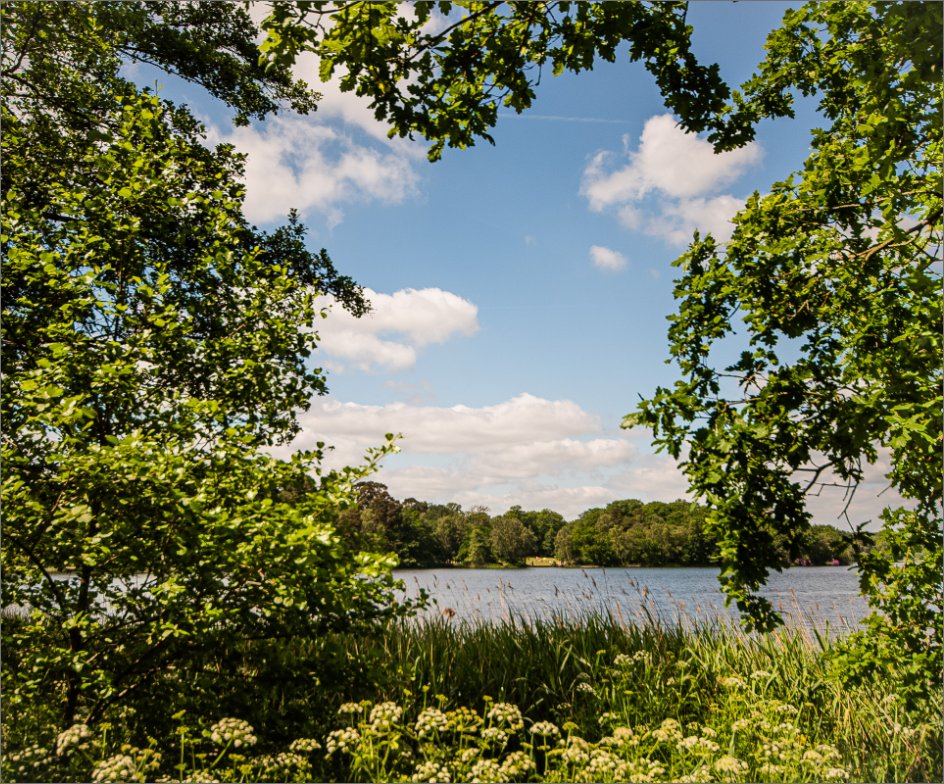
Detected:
left=1, top=1, right=408, bottom=748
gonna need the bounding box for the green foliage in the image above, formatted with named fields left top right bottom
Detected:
left=626, top=3, right=942, bottom=699
left=331, top=485, right=855, bottom=570
left=260, top=1, right=731, bottom=161
left=1, top=0, right=411, bottom=748
left=554, top=499, right=715, bottom=567
left=832, top=508, right=943, bottom=711
left=489, top=515, right=536, bottom=566
left=13, top=616, right=937, bottom=783
left=2, top=0, right=318, bottom=127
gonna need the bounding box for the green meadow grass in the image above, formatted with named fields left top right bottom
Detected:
left=15, top=612, right=940, bottom=783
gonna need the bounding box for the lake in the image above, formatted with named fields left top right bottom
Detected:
left=395, top=566, right=869, bottom=634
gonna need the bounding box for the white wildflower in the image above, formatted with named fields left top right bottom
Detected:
left=486, top=702, right=523, bottom=731
left=415, top=707, right=449, bottom=737
left=714, top=754, right=748, bottom=779
left=719, top=675, right=747, bottom=690
left=562, top=736, right=591, bottom=764
left=91, top=754, right=140, bottom=783
left=815, top=744, right=841, bottom=762
left=499, top=751, right=533, bottom=778
left=652, top=717, right=682, bottom=743
left=480, top=726, right=509, bottom=745
left=369, top=701, right=403, bottom=730
left=55, top=724, right=93, bottom=756
left=411, top=761, right=451, bottom=783
left=256, top=752, right=310, bottom=778
left=289, top=737, right=321, bottom=753
left=325, top=727, right=360, bottom=755
left=677, top=766, right=713, bottom=783
left=469, top=759, right=504, bottom=783
left=208, top=718, right=257, bottom=748
left=677, top=735, right=719, bottom=753
left=530, top=720, right=560, bottom=737
left=824, top=767, right=850, bottom=781
left=459, top=748, right=479, bottom=764
left=586, top=749, right=620, bottom=778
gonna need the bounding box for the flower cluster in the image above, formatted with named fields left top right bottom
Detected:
left=325, top=727, right=361, bottom=755
left=208, top=718, right=257, bottom=748
left=652, top=718, right=683, bottom=743
left=498, top=750, right=533, bottom=778
left=446, top=706, right=483, bottom=733
left=677, top=734, right=720, bottom=753
left=255, top=751, right=311, bottom=781
left=6, top=744, right=51, bottom=780
left=411, top=760, right=451, bottom=782
left=529, top=720, right=560, bottom=738
left=369, top=701, right=403, bottom=731
left=486, top=702, right=523, bottom=730
left=415, top=707, right=449, bottom=737
left=289, top=737, right=322, bottom=754
left=468, top=758, right=504, bottom=783
left=91, top=754, right=139, bottom=783
left=713, top=754, right=749, bottom=780
left=480, top=726, right=508, bottom=746
left=55, top=723, right=92, bottom=756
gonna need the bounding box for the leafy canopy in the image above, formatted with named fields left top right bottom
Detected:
left=260, top=0, right=732, bottom=160
left=629, top=0, right=942, bottom=628
left=1, top=0, right=409, bottom=742
left=633, top=1, right=940, bottom=708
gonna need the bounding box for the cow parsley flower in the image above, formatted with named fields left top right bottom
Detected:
left=369, top=701, right=403, bottom=730
left=55, top=724, right=92, bottom=756
left=209, top=718, right=257, bottom=748
left=486, top=702, right=523, bottom=731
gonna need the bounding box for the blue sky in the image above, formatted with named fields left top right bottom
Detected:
left=133, top=2, right=897, bottom=524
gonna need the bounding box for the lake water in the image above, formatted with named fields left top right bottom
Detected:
left=395, top=566, right=869, bottom=634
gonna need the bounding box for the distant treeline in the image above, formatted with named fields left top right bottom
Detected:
left=331, top=482, right=856, bottom=569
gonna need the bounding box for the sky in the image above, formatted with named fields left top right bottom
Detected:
left=132, top=2, right=899, bottom=526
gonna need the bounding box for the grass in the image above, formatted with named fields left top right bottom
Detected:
left=9, top=612, right=940, bottom=783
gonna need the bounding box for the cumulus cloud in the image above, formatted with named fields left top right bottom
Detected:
left=297, top=393, right=599, bottom=453
left=271, top=393, right=688, bottom=518
left=316, top=287, right=479, bottom=372
left=620, top=194, right=747, bottom=246
left=581, top=114, right=761, bottom=246
left=589, top=245, right=628, bottom=272
left=202, top=8, right=424, bottom=226
left=209, top=117, right=419, bottom=225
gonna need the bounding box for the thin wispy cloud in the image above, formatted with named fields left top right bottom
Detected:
left=499, top=113, right=632, bottom=124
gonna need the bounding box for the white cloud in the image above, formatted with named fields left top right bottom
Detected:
left=298, top=394, right=599, bottom=454
left=316, top=287, right=479, bottom=372
left=272, top=393, right=688, bottom=518
left=212, top=117, right=419, bottom=225
left=589, top=245, right=628, bottom=272
left=275, top=388, right=901, bottom=523
left=621, top=194, right=746, bottom=245
left=581, top=114, right=761, bottom=246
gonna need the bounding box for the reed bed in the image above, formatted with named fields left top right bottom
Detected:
left=8, top=612, right=940, bottom=782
